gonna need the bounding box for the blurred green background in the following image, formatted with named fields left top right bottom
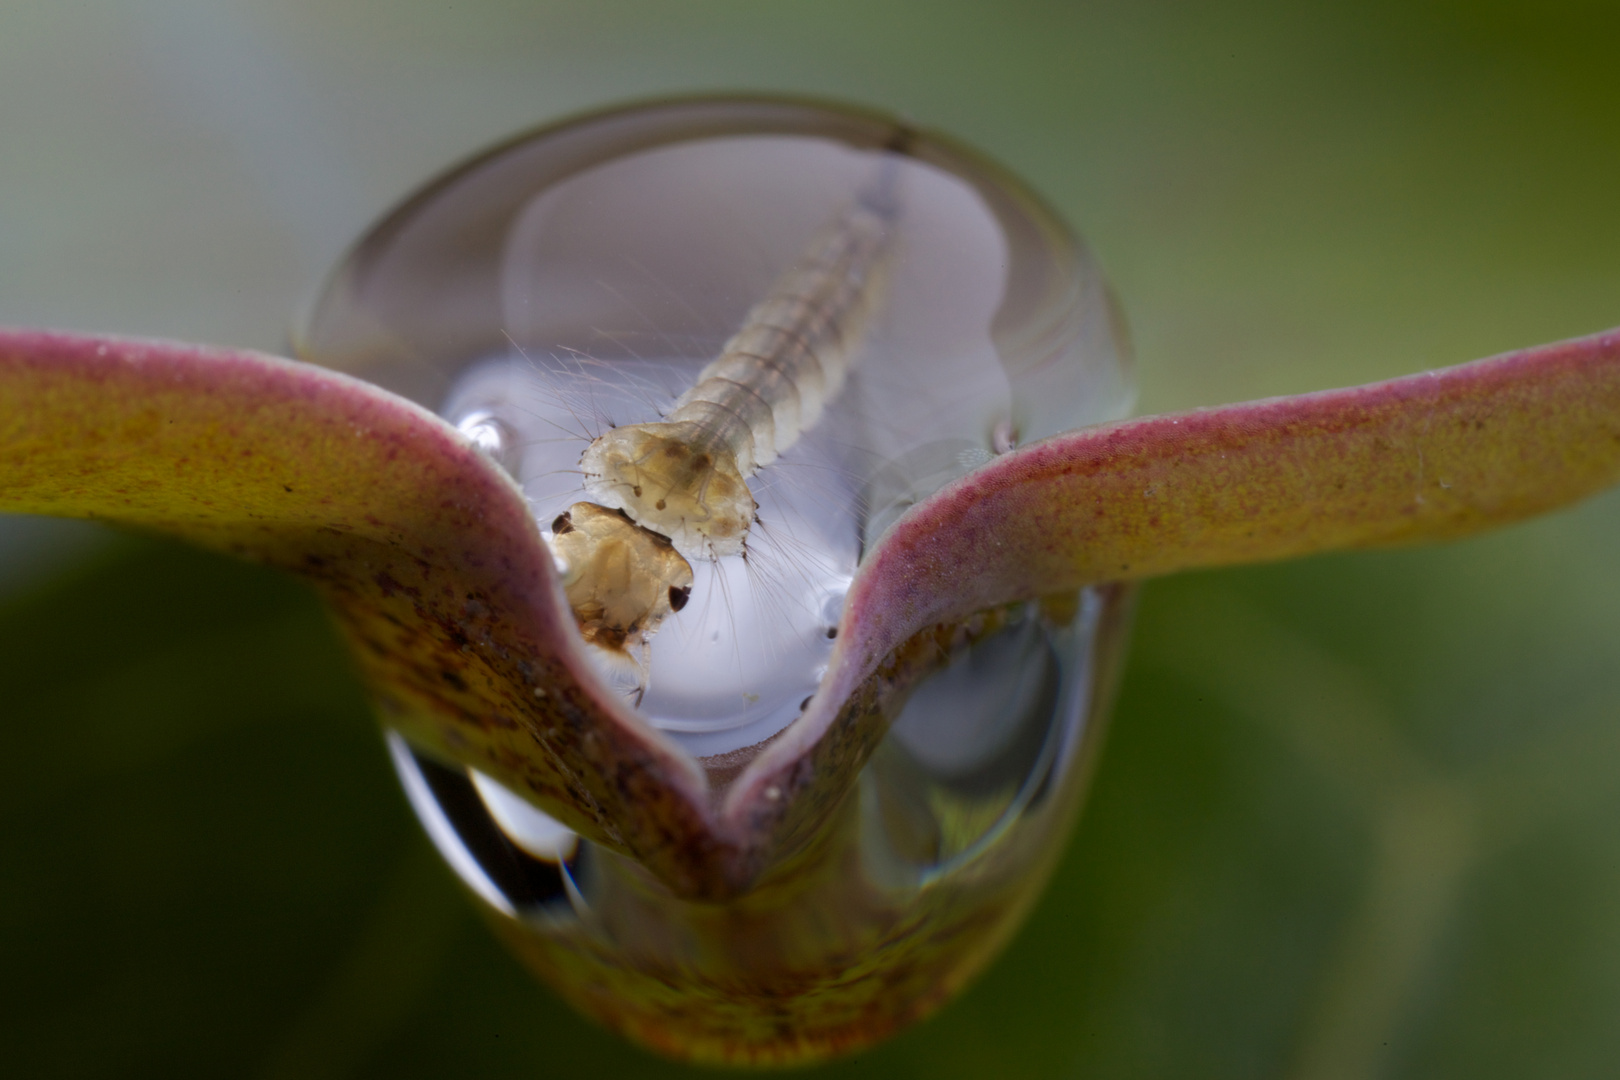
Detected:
left=4, top=1, right=1619, bottom=1076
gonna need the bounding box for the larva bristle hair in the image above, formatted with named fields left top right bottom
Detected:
left=580, top=174, right=899, bottom=561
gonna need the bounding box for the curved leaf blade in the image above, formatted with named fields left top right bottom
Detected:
left=736, top=328, right=1620, bottom=827
left=0, top=329, right=721, bottom=894
left=9, top=326, right=1620, bottom=897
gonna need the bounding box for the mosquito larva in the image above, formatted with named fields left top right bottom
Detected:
left=558, top=171, right=900, bottom=671
left=582, top=176, right=897, bottom=556
left=549, top=503, right=693, bottom=655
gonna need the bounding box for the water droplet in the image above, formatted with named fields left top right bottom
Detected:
left=453, top=409, right=519, bottom=474
left=302, top=100, right=1137, bottom=1060
left=388, top=733, right=587, bottom=920
left=956, top=446, right=992, bottom=469
left=992, top=418, right=1018, bottom=454
left=860, top=590, right=1107, bottom=886
left=298, top=97, right=1131, bottom=759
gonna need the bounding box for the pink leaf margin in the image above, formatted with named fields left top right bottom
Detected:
left=731, top=326, right=1620, bottom=831
left=6, top=325, right=1620, bottom=895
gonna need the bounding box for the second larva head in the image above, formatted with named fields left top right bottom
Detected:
left=550, top=502, right=694, bottom=655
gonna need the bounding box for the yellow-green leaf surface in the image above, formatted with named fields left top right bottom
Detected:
left=7, top=4, right=1620, bottom=1074
left=0, top=329, right=724, bottom=897
left=859, top=328, right=1620, bottom=646
left=739, top=328, right=1620, bottom=832
left=7, top=324, right=1620, bottom=909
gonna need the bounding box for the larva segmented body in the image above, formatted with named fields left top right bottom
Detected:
left=580, top=179, right=898, bottom=558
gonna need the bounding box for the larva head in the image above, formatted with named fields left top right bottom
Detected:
left=549, top=502, right=694, bottom=653
left=580, top=423, right=754, bottom=557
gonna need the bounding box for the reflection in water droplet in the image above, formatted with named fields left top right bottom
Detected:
left=469, top=770, right=577, bottom=862
left=955, top=446, right=994, bottom=470
left=302, top=98, right=1136, bottom=1064
left=300, top=99, right=1131, bottom=759
left=891, top=614, right=1060, bottom=783
left=452, top=409, right=518, bottom=474
left=863, top=592, right=1101, bottom=887
left=993, top=417, right=1018, bottom=454
left=387, top=733, right=585, bottom=921
left=383, top=584, right=1130, bottom=1063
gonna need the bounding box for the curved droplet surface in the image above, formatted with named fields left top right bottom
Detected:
left=299, top=96, right=1134, bottom=1063
left=300, top=96, right=1131, bottom=754
left=384, top=584, right=1133, bottom=1065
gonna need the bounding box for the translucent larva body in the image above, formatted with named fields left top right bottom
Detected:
left=297, top=97, right=1135, bottom=1065
left=581, top=185, right=897, bottom=558
left=549, top=502, right=692, bottom=655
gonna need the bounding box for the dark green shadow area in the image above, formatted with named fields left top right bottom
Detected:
left=5, top=2, right=1620, bottom=1071
left=7, top=487, right=1620, bottom=1078
left=0, top=534, right=465, bottom=1078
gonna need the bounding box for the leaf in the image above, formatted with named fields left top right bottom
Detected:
left=5, top=325, right=1619, bottom=900
left=742, top=327, right=1620, bottom=828
left=0, top=329, right=719, bottom=896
